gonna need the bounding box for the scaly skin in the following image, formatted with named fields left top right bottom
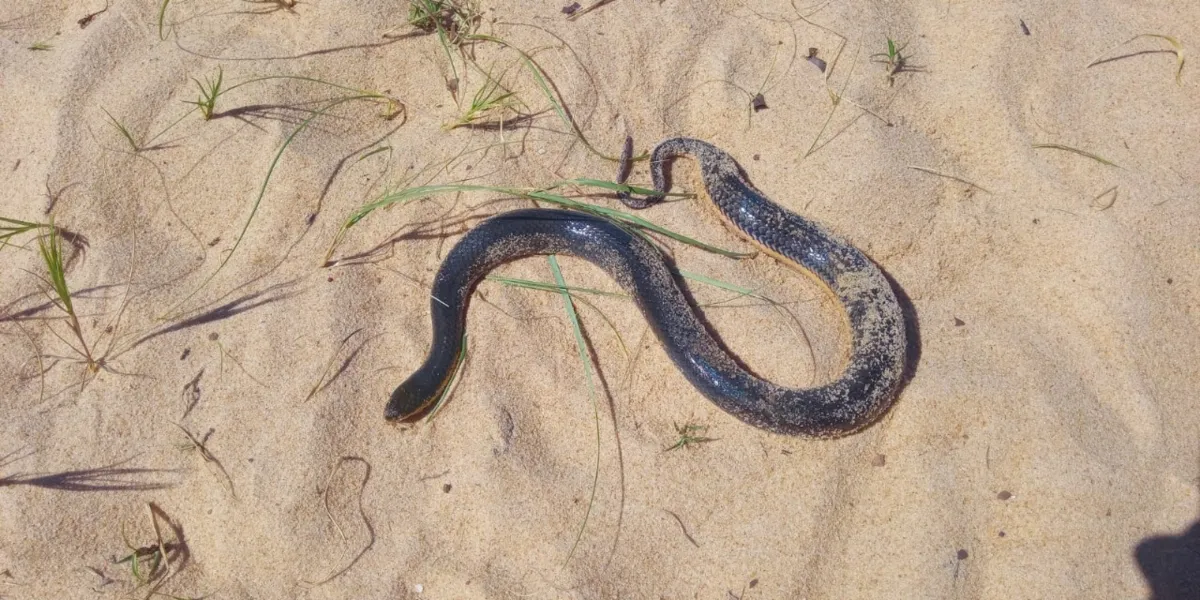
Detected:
left=387, top=138, right=907, bottom=437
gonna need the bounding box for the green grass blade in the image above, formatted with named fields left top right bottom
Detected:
left=329, top=182, right=751, bottom=264
left=101, top=107, right=141, bottom=152
left=465, top=34, right=634, bottom=162
left=37, top=225, right=74, bottom=317
left=424, top=333, right=468, bottom=422
left=547, top=255, right=601, bottom=567
left=0, top=217, right=47, bottom=249
left=486, top=275, right=628, bottom=299
left=157, top=0, right=171, bottom=40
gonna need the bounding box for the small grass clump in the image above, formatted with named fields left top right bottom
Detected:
left=871, top=37, right=923, bottom=86
left=665, top=422, right=716, bottom=451
left=113, top=504, right=187, bottom=597
left=184, top=66, right=223, bottom=120
left=408, top=0, right=478, bottom=41
left=37, top=221, right=99, bottom=374
left=407, top=0, right=481, bottom=92
left=446, top=66, right=522, bottom=130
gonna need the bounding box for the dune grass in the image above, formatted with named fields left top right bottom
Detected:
left=0, top=217, right=49, bottom=249
left=870, top=37, right=908, bottom=85
left=907, top=165, right=993, bottom=194
left=1032, top=143, right=1121, bottom=168
left=546, top=254, right=603, bottom=566
left=325, top=180, right=744, bottom=267
left=464, top=33, right=640, bottom=163
left=1087, top=33, right=1185, bottom=84
left=184, top=66, right=223, bottom=121
left=665, top=422, right=716, bottom=451
left=114, top=503, right=187, bottom=598
left=446, top=62, right=523, bottom=130
left=161, top=83, right=399, bottom=318
left=36, top=221, right=98, bottom=374
left=407, top=0, right=481, bottom=95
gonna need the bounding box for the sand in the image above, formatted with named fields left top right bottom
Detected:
left=2, top=0, right=1198, bottom=598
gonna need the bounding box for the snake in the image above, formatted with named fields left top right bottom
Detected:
left=386, top=137, right=907, bottom=437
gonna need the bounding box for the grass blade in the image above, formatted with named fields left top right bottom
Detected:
left=164, top=94, right=382, bottom=317
left=1032, top=143, right=1121, bottom=168
left=547, top=255, right=601, bottom=567
left=328, top=182, right=751, bottom=265
left=906, top=165, right=993, bottom=193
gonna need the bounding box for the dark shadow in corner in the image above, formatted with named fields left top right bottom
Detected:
left=1136, top=517, right=1200, bottom=599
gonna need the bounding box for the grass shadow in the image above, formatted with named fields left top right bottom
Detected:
left=132, top=280, right=301, bottom=349
left=1, top=458, right=177, bottom=492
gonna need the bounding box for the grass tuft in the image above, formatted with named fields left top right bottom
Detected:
left=37, top=221, right=98, bottom=373
left=407, top=0, right=481, bottom=92
left=870, top=37, right=923, bottom=86
left=114, top=503, right=185, bottom=597
left=446, top=64, right=522, bottom=129
left=665, top=422, right=716, bottom=451
left=184, top=67, right=224, bottom=120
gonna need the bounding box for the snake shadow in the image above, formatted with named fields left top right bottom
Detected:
left=882, top=268, right=922, bottom=391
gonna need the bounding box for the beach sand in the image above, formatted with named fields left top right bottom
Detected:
left=1, top=0, right=1198, bottom=598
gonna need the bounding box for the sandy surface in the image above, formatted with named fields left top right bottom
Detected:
left=2, top=0, right=1198, bottom=598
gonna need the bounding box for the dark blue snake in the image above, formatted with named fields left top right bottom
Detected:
left=386, top=138, right=907, bottom=437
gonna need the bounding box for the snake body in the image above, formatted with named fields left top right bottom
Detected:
left=387, top=138, right=907, bottom=437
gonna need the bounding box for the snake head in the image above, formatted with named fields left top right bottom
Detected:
left=385, top=379, right=437, bottom=422
left=385, top=366, right=456, bottom=422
